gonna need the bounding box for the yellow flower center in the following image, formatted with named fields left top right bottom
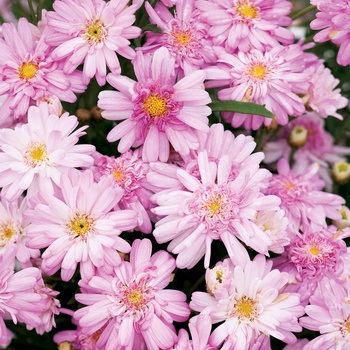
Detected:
left=0, top=223, right=16, bottom=246
left=125, top=289, right=145, bottom=310
left=284, top=182, right=294, bottom=189
left=234, top=296, right=257, bottom=320
left=18, top=62, right=39, bottom=81
left=236, top=3, right=259, bottom=19
left=85, top=20, right=106, bottom=43
left=216, top=270, right=223, bottom=283
left=143, top=95, right=168, bottom=118
left=113, top=170, right=124, bottom=181
left=176, top=32, right=191, bottom=45
left=309, top=245, right=319, bottom=255
left=249, top=64, right=267, bottom=80
left=68, top=213, right=94, bottom=237
left=347, top=322, right=350, bottom=333
left=208, top=199, right=222, bottom=214
left=25, top=143, right=48, bottom=167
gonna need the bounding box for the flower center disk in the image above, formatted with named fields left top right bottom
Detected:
left=18, top=61, right=39, bottom=81
left=143, top=95, right=168, bottom=119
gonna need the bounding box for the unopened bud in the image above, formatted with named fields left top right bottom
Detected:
left=58, top=341, right=73, bottom=350
left=289, top=125, right=308, bottom=148
left=333, top=206, right=350, bottom=229
left=91, top=105, right=103, bottom=120
left=332, top=161, right=350, bottom=184
left=76, top=108, right=91, bottom=121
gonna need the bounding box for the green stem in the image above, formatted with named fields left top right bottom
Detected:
left=27, top=0, right=37, bottom=23
left=291, top=5, right=316, bottom=21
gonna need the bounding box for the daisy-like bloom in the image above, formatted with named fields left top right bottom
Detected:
left=142, top=0, right=216, bottom=75
left=190, top=255, right=304, bottom=349
left=310, top=0, right=350, bottom=66
left=305, top=59, right=348, bottom=119
left=25, top=169, right=138, bottom=281
left=195, top=0, right=294, bottom=53
left=152, top=151, right=281, bottom=269
left=0, top=253, right=47, bottom=346
left=264, top=158, right=345, bottom=231
left=205, top=44, right=308, bottom=130
left=300, top=278, right=350, bottom=349
left=0, top=104, right=95, bottom=201
left=0, top=18, right=86, bottom=121
left=264, top=113, right=350, bottom=190
left=75, top=239, right=190, bottom=350
left=93, top=151, right=155, bottom=233
left=0, top=196, right=40, bottom=268
left=98, top=47, right=211, bottom=162
left=273, top=226, right=349, bottom=303
left=45, top=0, right=141, bottom=86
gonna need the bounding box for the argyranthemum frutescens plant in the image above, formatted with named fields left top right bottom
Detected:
left=1, top=0, right=350, bottom=349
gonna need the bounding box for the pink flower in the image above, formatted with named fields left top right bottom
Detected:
left=205, top=44, right=308, bottom=129
left=300, top=278, right=350, bottom=349
left=98, top=47, right=211, bottom=162
left=152, top=151, right=281, bottom=268
left=75, top=239, right=190, bottom=350
left=0, top=18, right=86, bottom=121
left=196, top=0, right=294, bottom=52
left=93, top=151, right=155, bottom=233
left=0, top=104, right=95, bottom=201
left=190, top=255, right=304, bottom=349
left=0, top=196, right=40, bottom=268
left=25, top=169, right=138, bottom=281
left=310, top=0, right=350, bottom=66
left=264, top=158, right=344, bottom=231
left=141, top=0, right=216, bottom=75
left=45, top=0, right=141, bottom=85
left=264, top=113, right=350, bottom=190
left=305, top=59, right=348, bottom=119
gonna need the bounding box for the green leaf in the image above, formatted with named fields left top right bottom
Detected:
left=209, top=100, right=275, bottom=118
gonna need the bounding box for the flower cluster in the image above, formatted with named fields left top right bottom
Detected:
left=0, top=0, right=349, bottom=349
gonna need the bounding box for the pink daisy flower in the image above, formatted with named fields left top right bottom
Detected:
left=0, top=196, right=39, bottom=268
left=45, top=0, right=141, bottom=86
left=24, top=169, right=138, bottom=281
left=93, top=151, right=155, bottom=234
left=190, top=255, right=304, bottom=349
left=0, top=18, right=86, bottom=121
left=300, top=278, right=350, bottom=349
left=75, top=239, right=190, bottom=350
left=98, top=47, right=211, bottom=162
left=195, top=0, right=294, bottom=52
left=152, top=151, right=281, bottom=269
left=141, top=0, right=216, bottom=75
left=264, top=158, right=345, bottom=231
left=205, top=44, right=309, bottom=130
left=310, top=0, right=350, bottom=66
left=0, top=104, right=95, bottom=201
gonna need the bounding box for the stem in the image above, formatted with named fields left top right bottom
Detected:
left=291, top=5, right=316, bottom=21
left=27, top=0, right=37, bottom=23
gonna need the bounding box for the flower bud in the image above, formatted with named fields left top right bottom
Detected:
left=332, top=161, right=350, bottom=184
left=288, top=125, right=308, bottom=148
left=58, top=341, right=73, bottom=350
left=333, top=206, right=350, bottom=229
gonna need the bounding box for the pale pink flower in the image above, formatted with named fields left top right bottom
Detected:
left=152, top=151, right=281, bottom=268
left=0, top=196, right=39, bottom=268
left=264, top=158, right=344, bottom=231
left=25, top=169, right=138, bottom=281
left=45, top=0, right=141, bottom=85
left=142, top=0, right=216, bottom=75
left=190, top=255, right=304, bottom=349
left=93, top=151, right=155, bottom=233
left=283, top=339, right=309, bottom=349
left=0, top=253, right=47, bottom=341
left=98, top=47, right=211, bottom=162
left=264, top=113, right=350, bottom=191
left=273, top=226, right=349, bottom=303
left=195, top=0, right=294, bottom=52
left=0, top=18, right=86, bottom=121
left=0, top=104, right=95, bottom=201
left=310, top=0, right=350, bottom=66
left=205, top=44, right=308, bottom=129
left=305, top=59, right=348, bottom=119
left=300, top=278, right=350, bottom=349
left=75, top=239, right=190, bottom=350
